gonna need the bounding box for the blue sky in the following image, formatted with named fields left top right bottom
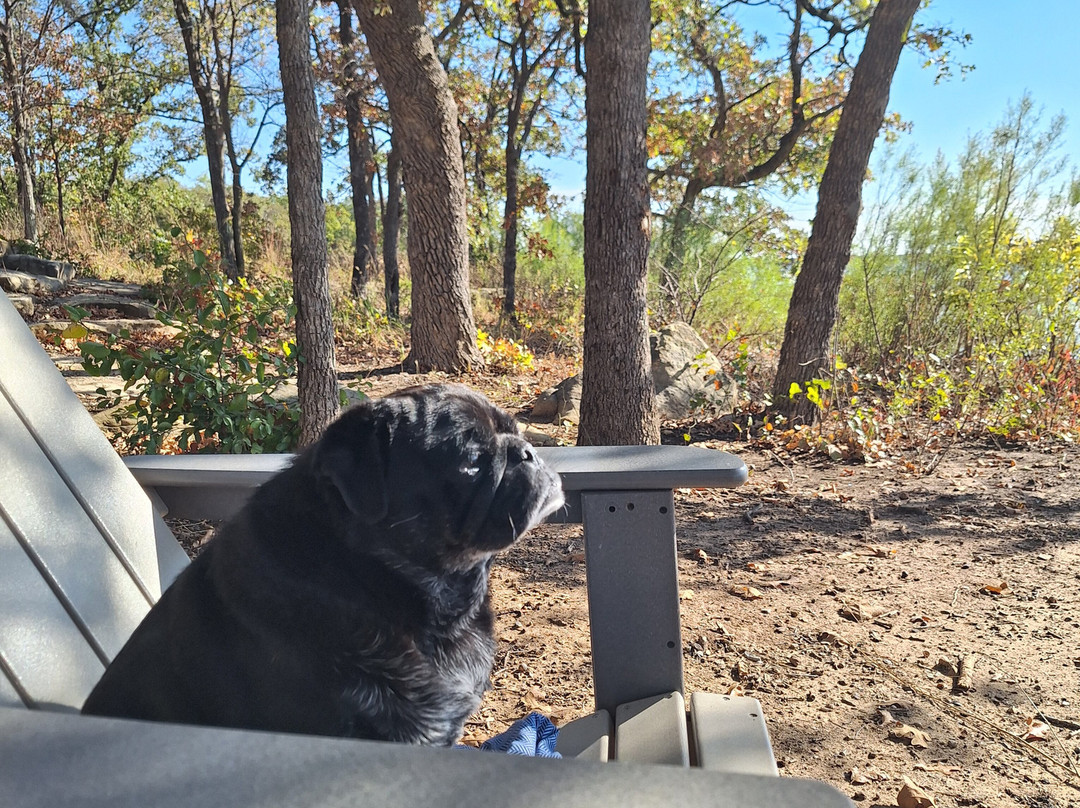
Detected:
left=889, top=0, right=1079, bottom=163
left=543, top=0, right=1080, bottom=214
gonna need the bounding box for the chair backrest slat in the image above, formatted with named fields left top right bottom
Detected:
left=0, top=519, right=107, bottom=709
left=0, top=293, right=189, bottom=711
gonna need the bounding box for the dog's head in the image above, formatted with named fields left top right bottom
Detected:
left=311, top=384, right=564, bottom=570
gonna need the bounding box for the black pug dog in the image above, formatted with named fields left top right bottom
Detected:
left=82, top=384, right=565, bottom=745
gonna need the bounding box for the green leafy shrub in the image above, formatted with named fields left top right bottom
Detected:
left=74, top=235, right=300, bottom=453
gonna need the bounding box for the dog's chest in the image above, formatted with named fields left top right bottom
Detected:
left=338, top=621, right=495, bottom=744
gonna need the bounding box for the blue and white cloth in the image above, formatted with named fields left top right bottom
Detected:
left=463, top=712, right=561, bottom=758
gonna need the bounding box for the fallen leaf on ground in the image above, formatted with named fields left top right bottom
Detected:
left=897, top=776, right=936, bottom=808
left=522, top=687, right=551, bottom=713
left=863, top=544, right=896, bottom=558
left=746, top=560, right=773, bottom=572
left=693, top=548, right=711, bottom=564
left=932, top=658, right=958, bottom=677
left=1023, top=717, right=1051, bottom=741
left=731, top=585, right=764, bottom=600
left=981, top=581, right=1010, bottom=595
left=840, top=603, right=888, bottom=622
left=889, top=723, right=931, bottom=748
left=679, top=589, right=695, bottom=600
left=849, top=765, right=890, bottom=785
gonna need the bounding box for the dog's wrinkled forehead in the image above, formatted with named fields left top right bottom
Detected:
left=385, top=384, right=516, bottom=446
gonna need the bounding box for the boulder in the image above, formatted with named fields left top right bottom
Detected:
left=0, top=270, right=65, bottom=296
left=532, top=374, right=582, bottom=424
left=76, top=279, right=145, bottom=298
left=0, top=253, right=75, bottom=283
left=531, top=322, right=738, bottom=423
left=650, top=322, right=737, bottom=419
left=6, top=293, right=34, bottom=316
left=271, top=381, right=368, bottom=410
left=62, top=293, right=157, bottom=320
left=32, top=319, right=181, bottom=339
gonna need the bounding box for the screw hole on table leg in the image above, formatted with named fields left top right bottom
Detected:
left=608, top=505, right=616, bottom=513
left=659, top=506, right=669, bottom=514
left=666, top=640, right=676, bottom=649
left=626, top=502, right=635, bottom=511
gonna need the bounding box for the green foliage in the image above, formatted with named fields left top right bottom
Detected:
left=812, top=97, right=1080, bottom=452
left=515, top=210, right=584, bottom=288
left=75, top=235, right=301, bottom=454
left=477, top=328, right=535, bottom=372
left=652, top=190, right=802, bottom=328
left=331, top=291, right=409, bottom=361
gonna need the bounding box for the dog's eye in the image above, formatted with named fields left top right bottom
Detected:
left=460, top=448, right=483, bottom=477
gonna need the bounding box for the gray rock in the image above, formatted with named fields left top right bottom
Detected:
left=520, top=425, right=559, bottom=447
left=272, top=381, right=368, bottom=410
left=7, top=293, right=34, bottom=316
left=0, top=253, right=75, bottom=282
left=533, top=374, right=582, bottom=424
left=650, top=322, right=737, bottom=419
left=531, top=389, right=559, bottom=420
left=0, top=270, right=65, bottom=296
left=75, top=279, right=145, bottom=297
left=532, top=322, right=738, bottom=424
left=32, top=319, right=181, bottom=339
left=62, top=293, right=157, bottom=320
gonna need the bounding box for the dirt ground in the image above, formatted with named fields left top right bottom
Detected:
left=167, top=382, right=1080, bottom=808
left=33, top=288, right=1080, bottom=808
left=471, top=440, right=1080, bottom=808
left=325, top=367, right=1080, bottom=808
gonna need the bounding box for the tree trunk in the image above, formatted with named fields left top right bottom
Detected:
left=277, top=0, right=339, bottom=446
left=226, top=139, right=246, bottom=278
left=52, top=144, right=66, bottom=238
left=338, top=0, right=376, bottom=298
left=659, top=176, right=704, bottom=321
left=219, top=61, right=246, bottom=277
left=0, top=11, right=38, bottom=243
left=577, top=0, right=657, bottom=446
left=771, top=0, right=920, bottom=425
left=354, top=0, right=480, bottom=372
left=10, top=103, right=37, bottom=243
left=382, top=144, right=402, bottom=319
left=173, top=0, right=239, bottom=280
left=501, top=139, right=520, bottom=319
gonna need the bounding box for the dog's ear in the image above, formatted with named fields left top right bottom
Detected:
left=312, top=408, right=389, bottom=523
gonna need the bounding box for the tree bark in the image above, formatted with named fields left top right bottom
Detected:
left=0, top=3, right=38, bottom=243
left=771, top=0, right=920, bottom=425
left=226, top=136, right=246, bottom=278
left=382, top=143, right=402, bottom=319
left=577, top=0, right=657, bottom=446
left=337, top=0, right=376, bottom=298
left=173, top=0, right=239, bottom=279
left=277, top=0, right=339, bottom=446
left=354, top=0, right=479, bottom=372
left=501, top=138, right=521, bottom=318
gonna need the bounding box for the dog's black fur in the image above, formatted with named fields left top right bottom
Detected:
left=82, top=384, right=564, bottom=745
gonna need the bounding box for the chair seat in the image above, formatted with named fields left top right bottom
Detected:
left=558, top=691, right=778, bottom=774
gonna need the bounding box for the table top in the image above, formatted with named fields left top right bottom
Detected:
left=0, top=708, right=851, bottom=808
left=124, top=444, right=747, bottom=492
